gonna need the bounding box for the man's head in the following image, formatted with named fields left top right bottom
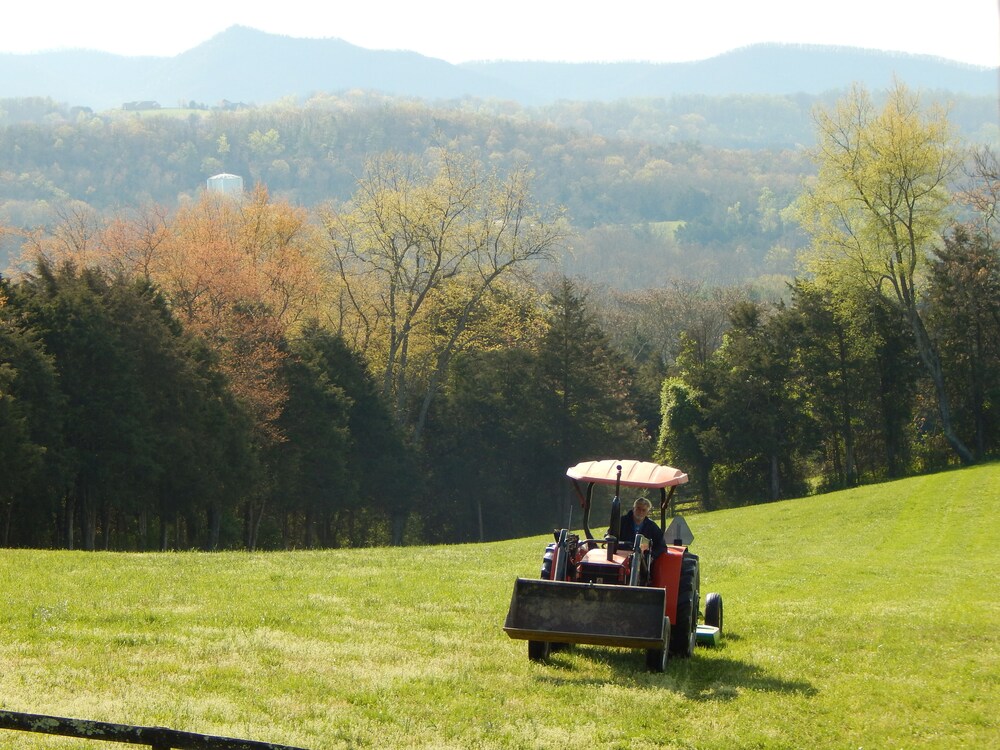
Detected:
left=632, top=497, right=652, bottom=519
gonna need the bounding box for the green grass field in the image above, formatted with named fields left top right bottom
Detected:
left=1, top=464, right=998, bottom=749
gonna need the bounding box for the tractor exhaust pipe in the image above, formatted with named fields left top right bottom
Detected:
left=606, top=464, right=622, bottom=561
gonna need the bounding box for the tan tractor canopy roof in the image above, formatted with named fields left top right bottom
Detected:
left=566, top=459, right=688, bottom=489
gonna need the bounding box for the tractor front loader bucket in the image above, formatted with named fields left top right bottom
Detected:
left=503, top=578, right=667, bottom=649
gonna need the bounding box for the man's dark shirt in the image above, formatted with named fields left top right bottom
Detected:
left=613, top=510, right=666, bottom=559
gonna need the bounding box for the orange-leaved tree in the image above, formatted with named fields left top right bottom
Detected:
left=154, top=186, right=327, bottom=548
left=12, top=187, right=329, bottom=549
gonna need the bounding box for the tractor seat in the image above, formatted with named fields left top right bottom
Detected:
left=581, top=547, right=630, bottom=565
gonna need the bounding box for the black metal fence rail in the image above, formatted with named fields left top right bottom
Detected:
left=0, top=710, right=310, bottom=750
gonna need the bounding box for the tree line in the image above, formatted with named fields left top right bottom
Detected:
left=0, top=150, right=651, bottom=549
left=1, top=83, right=998, bottom=550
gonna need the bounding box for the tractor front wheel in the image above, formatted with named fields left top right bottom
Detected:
left=645, top=618, right=670, bottom=671
left=645, top=647, right=668, bottom=672
left=704, top=592, right=724, bottom=634
left=528, top=640, right=550, bottom=661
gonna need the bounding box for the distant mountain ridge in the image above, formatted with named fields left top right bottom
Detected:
left=0, top=25, right=996, bottom=111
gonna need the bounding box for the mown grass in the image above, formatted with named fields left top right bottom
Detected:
left=1, top=463, right=998, bottom=749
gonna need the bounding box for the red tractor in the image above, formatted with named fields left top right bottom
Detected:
left=503, top=459, right=723, bottom=671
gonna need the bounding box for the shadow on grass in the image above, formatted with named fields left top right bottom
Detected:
left=673, top=655, right=818, bottom=701
left=535, top=634, right=816, bottom=701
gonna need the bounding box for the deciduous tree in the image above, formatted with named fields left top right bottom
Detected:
left=796, top=81, right=974, bottom=463
left=321, top=150, right=563, bottom=444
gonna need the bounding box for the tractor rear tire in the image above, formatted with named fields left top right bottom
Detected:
left=528, top=640, right=550, bottom=661
left=669, top=552, right=699, bottom=658
left=704, top=592, right=723, bottom=634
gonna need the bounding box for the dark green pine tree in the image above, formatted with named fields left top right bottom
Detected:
left=422, top=347, right=554, bottom=543
left=281, top=322, right=414, bottom=547
left=10, top=261, right=256, bottom=550
left=0, top=277, right=66, bottom=547
left=781, top=281, right=863, bottom=490
left=537, top=278, right=650, bottom=521
left=928, top=226, right=1000, bottom=461
left=702, top=300, right=815, bottom=505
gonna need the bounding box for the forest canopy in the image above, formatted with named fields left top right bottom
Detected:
left=3, top=88, right=995, bottom=288
left=1, top=85, right=998, bottom=550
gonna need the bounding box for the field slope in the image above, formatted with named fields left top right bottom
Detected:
left=1, top=463, right=998, bottom=749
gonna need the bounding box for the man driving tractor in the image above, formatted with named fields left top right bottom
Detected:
left=504, top=459, right=722, bottom=670
left=614, top=497, right=666, bottom=561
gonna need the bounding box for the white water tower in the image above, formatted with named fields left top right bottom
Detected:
left=207, top=173, right=244, bottom=196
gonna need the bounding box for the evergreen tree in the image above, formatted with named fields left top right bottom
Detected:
left=422, top=347, right=553, bottom=542
left=0, top=277, right=66, bottom=546
left=537, top=278, right=649, bottom=523
left=928, top=226, right=1000, bottom=459
left=281, top=323, right=414, bottom=546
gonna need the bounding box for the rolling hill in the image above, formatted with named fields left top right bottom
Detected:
left=1, top=25, right=996, bottom=111
left=0, top=463, right=996, bottom=748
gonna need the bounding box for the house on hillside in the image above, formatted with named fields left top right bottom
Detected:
left=122, top=101, right=161, bottom=111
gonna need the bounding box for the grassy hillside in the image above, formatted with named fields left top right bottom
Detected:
left=1, top=464, right=997, bottom=749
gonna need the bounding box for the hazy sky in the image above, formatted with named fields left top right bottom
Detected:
left=3, top=0, right=998, bottom=67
